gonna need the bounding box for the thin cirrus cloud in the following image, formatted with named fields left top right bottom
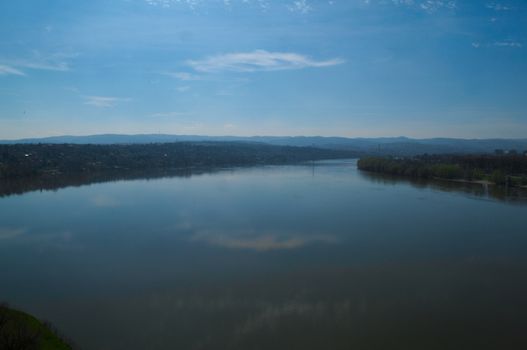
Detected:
left=0, top=64, right=25, bottom=76
left=83, top=96, right=131, bottom=108
left=159, top=71, right=202, bottom=81
left=0, top=52, right=75, bottom=77
left=149, top=111, right=193, bottom=118
left=10, top=58, right=71, bottom=72
left=492, top=41, right=523, bottom=48
left=472, top=40, right=523, bottom=48
left=486, top=2, right=511, bottom=11
left=145, top=0, right=201, bottom=8
left=288, top=0, right=312, bottom=14
left=368, top=0, right=457, bottom=13
left=187, top=50, right=345, bottom=73
left=144, top=0, right=311, bottom=13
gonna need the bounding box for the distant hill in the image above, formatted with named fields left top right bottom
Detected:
left=1, top=134, right=527, bottom=156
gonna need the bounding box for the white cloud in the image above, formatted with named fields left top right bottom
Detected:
left=83, top=96, right=131, bottom=108
left=14, top=59, right=70, bottom=72
left=471, top=40, right=523, bottom=49
left=149, top=111, right=193, bottom=118
left=367, top=0, right=457, bottom=13
left=419, top=0, right=456, bottom=12
left=160, top=71, right=202, bottom=81
left=145, top=0, right=201, bottom=9
left=187, top=50, right=345, bottom=73
left=0, top=64, right=25, bottom=76
left=0, top=51, right=75, bottom=76
left=492, top=41, right=523, bottom=48
left=144, top=0, right=319, bottom=13
left=486, top=2, right=511, bottom=11
left=17, top=51, right=74, bottom=71
left=288, top=0, right=312, bottom=14
left=176, top=86, right=190, bottom=92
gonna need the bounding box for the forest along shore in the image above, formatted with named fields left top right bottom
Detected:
left=0, top=142, right=357, bottom=197
left=357, top=154, right=527, bottom=188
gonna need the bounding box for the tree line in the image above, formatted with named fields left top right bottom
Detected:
left=0, top=142, right=356, bottom=179
left=0, top=142, right=357, bottom=196
left=357, top=154, right=527, bottom=187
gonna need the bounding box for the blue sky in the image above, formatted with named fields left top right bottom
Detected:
left=0, top=0, right=526, bottom=139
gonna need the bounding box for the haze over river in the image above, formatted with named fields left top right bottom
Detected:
left=1, top=160, right=526, bottom=349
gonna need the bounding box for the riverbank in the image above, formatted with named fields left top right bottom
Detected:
left=0, top=304, right=73, bottom=349
left=357, top=155, right=527, bottom=188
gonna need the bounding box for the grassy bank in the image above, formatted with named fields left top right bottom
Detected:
left=357, top=155, right=527, bottom=187
left=0, top=304, right=73, bottom=350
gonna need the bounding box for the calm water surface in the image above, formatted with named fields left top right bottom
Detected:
left=1, top=159, right=526, bottom=349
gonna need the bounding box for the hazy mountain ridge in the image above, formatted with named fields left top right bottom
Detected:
left=1, top=134, right=527, bottom=156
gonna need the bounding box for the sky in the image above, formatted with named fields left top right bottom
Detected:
left=0, top=0, right=526, bottom=139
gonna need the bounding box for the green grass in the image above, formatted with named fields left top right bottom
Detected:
left=0, top=304, right=73, bottom=350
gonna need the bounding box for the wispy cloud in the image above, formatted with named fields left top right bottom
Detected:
left=176, top=86, right=190, bottom=92
left=83, top=96, right=131, bottom=108
left=15, top=60, right=69, bottom=71
left=472, top=40, right=523, bottom=49
left=187, top=50, right=345, bottom=73
left=159, top=71, right=202, bottom=81
left=149, top=111, right=193, bottom=118
left=486, top=2, right=511, bottom=11
left=0, top=64, right=25, bottom=76
left=366, top=0, right=457, bottom=13
left=143, top=0, right=276, bottom=12
left=492, top=40, right=522, bottom=48
left=0, top=51, right=75, bottom=76
left=419, top=0, right=456, bottom=12
left=288, top=0, right=312, bottom=14
left=145, top=0, right=201, bottom=9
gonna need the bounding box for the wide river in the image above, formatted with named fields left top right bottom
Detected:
left=1, top=159, right=526, bottom=349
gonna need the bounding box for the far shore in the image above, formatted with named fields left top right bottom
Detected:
left=444, top=178, right=493, bottom=186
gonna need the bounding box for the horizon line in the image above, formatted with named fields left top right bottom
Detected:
left=1, top=133, right=527, bottom=142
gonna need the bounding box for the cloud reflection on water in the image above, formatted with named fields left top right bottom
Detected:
left=190, top=230, right=337, bottom=251
left=0, top=227, right=26, bottom=240
left=90, top=194, right=120, bottom=208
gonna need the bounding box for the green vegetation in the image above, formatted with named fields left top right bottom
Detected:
left=0, top=142, right=354, bottom=178
left=357, top=154, right=527, bottom=187
left=0, top=304, right=73, bottom=350
left=0, top=142, right=355, bottom=196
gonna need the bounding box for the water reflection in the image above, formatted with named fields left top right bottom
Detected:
left=90, top=194, right=120, bottom=208
left=0, top=167, right=222, bottom=197
left=0, top=227, right=26, bottom=240
left=190, top=230, right=337, bottom=251
left=2, top=160, right=526, bottom=204
left=358, top=170, right=527, bottom=204
left=33, top=261, right=527, bottom=349
left=1, top=160, right=526, bottom=349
